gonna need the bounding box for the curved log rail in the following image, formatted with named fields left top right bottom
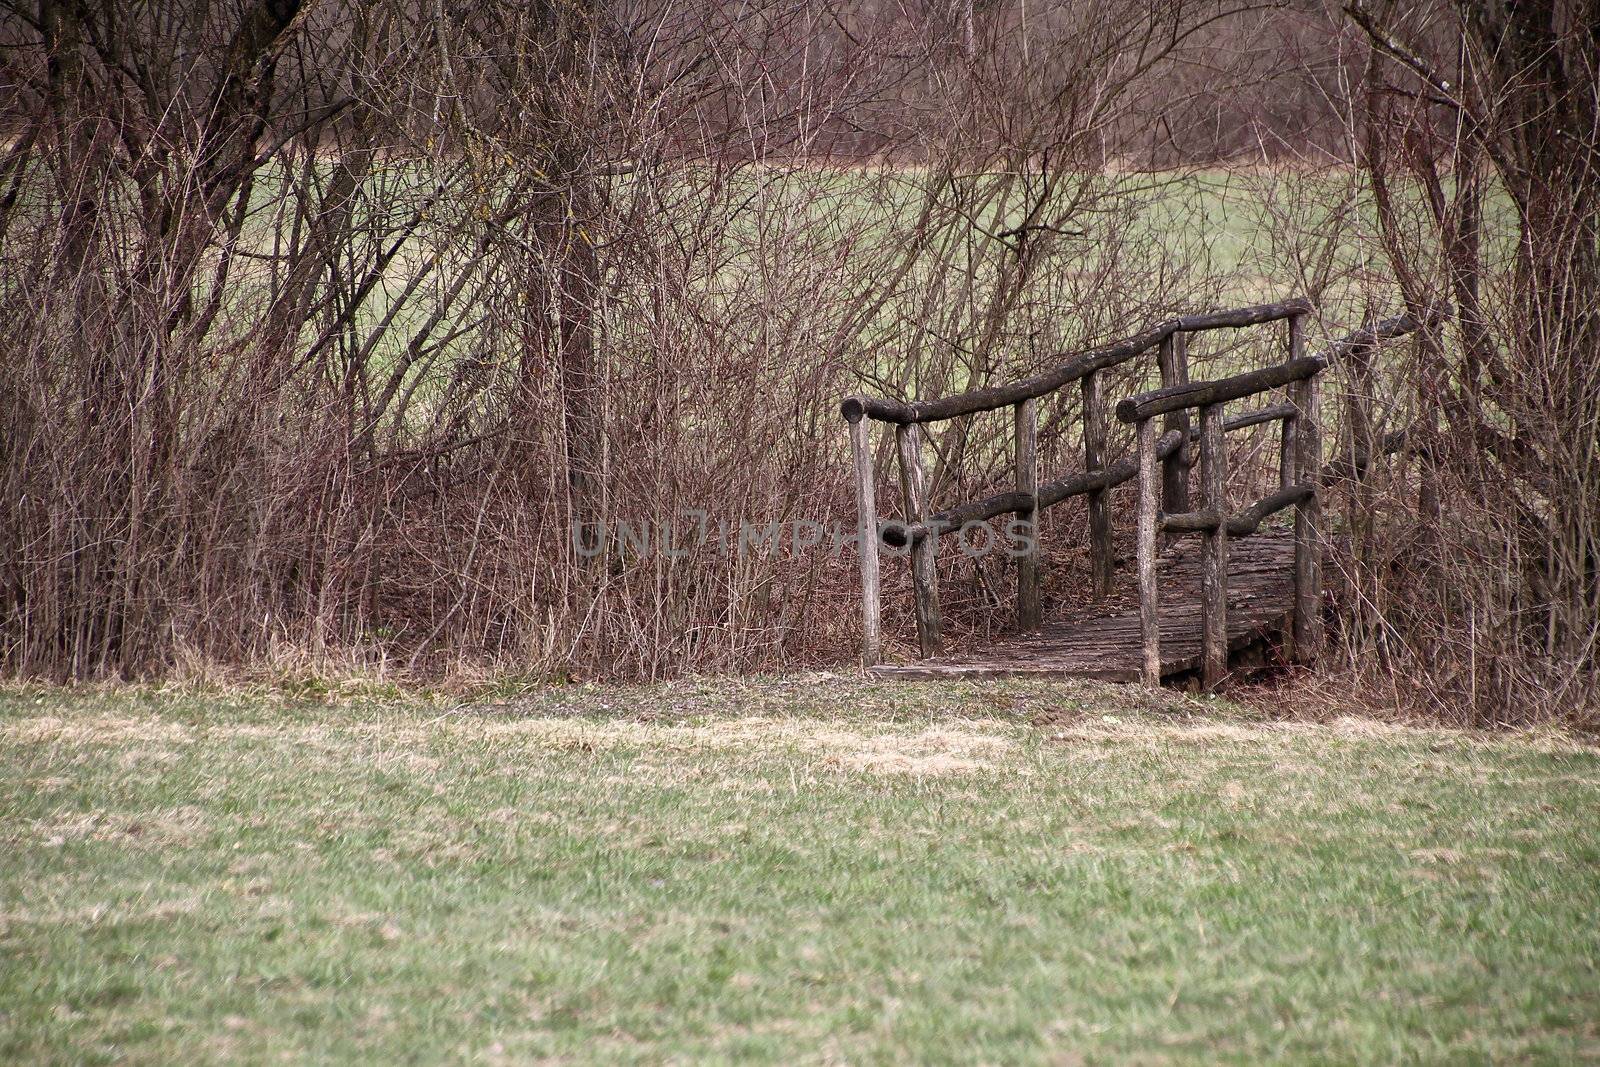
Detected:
left=881, top=401, right=1303, bottom=549
left=841, top=298, right=1431, bottom=684
left=839, top=298, right=1312, bottom=426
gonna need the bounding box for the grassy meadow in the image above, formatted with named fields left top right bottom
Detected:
left=2, top=677, right=1596, bottom=1063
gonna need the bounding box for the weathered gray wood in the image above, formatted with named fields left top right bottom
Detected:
left=1279, top=411, right=1297, bottom=490
left=1158, top=333, right=1191, bottom=523
left=1160, top=508, right=1224, bottom=533
left=847, top=415, right=881, bottom=666
left=1161, top=483, right=1313, bottom=536
left=1116, top=357, right=1322, bottom=424
left=1174, top=296, right=1313, bottom=332
left=1280, top=313, right=1305, bottom=490
left=836, top=298, right=1425, bottom=683
left=1198, top=404, right=1229, bottom=691
left=868, top=532, right=1298, bottom=683
left=1291, top=349, right=1323, bottom=663
left=1014, top=398, right=1041, bottom=630
left=1136, top=418, right=1161, bottom=686
left=882, top=429, right=1185, bottom=547
left=840, top=324, right=1173, bottom=425
left=1082, top=370, right=1113, bottom=595
left=1220, top=402, right=1298, bottom=432
left=896, top=423, right=942, bottom=657
left=841, top=300, right=1426, bottom=434
left=837, top=298, right=1314, bottom=426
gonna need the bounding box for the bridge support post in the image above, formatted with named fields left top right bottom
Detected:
left=1279, top=310, right=1304, bottom=489
left=1290, top=314, right=1323, bottom=663
left=1136, top=418, right=1161, bottom=685
left=847, top=414, right=881, bottom=666
left=896, top=423, right=943, bottom=658
left=1158, top=333, right=1190, bottom=533
left=1015, top=398, right=1042, bottom=630
left=1199, top=403, right=1229, bottom=691
left=1082, top=371, right=1113, bottom=596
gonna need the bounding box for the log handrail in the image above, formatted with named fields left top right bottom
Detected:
left=839, top=297, right=1312, bottom=426
left=881, top=402, right=1297, bottom=548
left=881, top=428, right=1187, bottom=548
left=1114, top=358, right=1322, bottom=423
left=1160, top=482, right=1313, bottom=536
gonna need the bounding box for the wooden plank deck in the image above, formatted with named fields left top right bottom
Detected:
left=870, top=531, right=1297, bottom=682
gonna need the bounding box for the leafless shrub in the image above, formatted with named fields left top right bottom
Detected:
left=1240, top=1, right=1599, bottom=722
left=0, top=0, right=1243, bottom=682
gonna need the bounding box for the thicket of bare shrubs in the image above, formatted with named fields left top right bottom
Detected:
left=1304, top=1, right=1598, bottom=721
left=0, top=0, right=1593, bottom=720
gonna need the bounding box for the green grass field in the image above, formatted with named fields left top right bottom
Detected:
left=3, top=677, right=1596, bottom=1064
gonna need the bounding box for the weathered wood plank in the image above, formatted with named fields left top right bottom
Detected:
left=1218, top=401, right=1296, bottom=432
left=841, top=324, right=1173, bottom=425
left=868, top=532, right=1298, bottom=683
left=1173, top=297, right=1313, bottom=332
left=1280, top=313, right=1304, bottom=490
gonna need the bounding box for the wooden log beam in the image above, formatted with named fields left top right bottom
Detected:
left=1224, top=401, right=1298, bottom=432
left=881, top=429, right=1186, bottom=547
left=1174, top=296, right=1312, bottom=332
left=840, top=324, right=1174, bottom=426
left=1231, top=482, right=1314, bottom=536
left=1291, top=365, right=1323, bottom=663
left=1161, top=483, right=1313, bottom=536
left=1115, top=357, right=1322, bottom=424
left=1312, top=306, right=1443, bottom=365
left=1082, top=370, right=1113, bottom=595
left=841, top=301, right=1433, bottom=430
left=847, top=416, right=881, bottom=666
left=1279, top=314, right=1305, bottom=491
left=1015, top=398, right=1041, bottom=630
left=1198, top=403, right=1229, bottom=691
left=1035, top=436, right=1181, bottom=510
left=1136, top=418, right=1161, bottom=686
left=1158, top=332, right=1190, bottom=542
left=1160, top=508, right=1223, bottom=533
left=882, top=402, right=1313, bottom=551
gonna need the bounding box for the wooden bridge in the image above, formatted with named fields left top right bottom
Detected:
left=840, top=298, right=1423, bottom=690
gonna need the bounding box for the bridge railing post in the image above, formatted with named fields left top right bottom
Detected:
left=1135, top=416, right=1161, bottom=685
left=1289, top=310, right=1323, bottom=663
left=847, top=413, right=881, bottom=666
left=1157, top=333, right=1190, bottom=532
left=1082, top=370, right=1113, bottom=596
left=1198, top=402, right=1230, bottom=691
left=896, top=423, right=943, bottom=658
left=1015, top=398, right=1042, bottom=630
